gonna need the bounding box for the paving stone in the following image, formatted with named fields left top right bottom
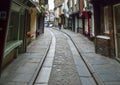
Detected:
left=0, top=29, right=52, bottom=85
left=12, top=73, right=33, bottom=82
left=36, top=67, right=52, bottom=83
left=92, top=64, right=120, bottom=74
left=2, top=27, right=120, bottom=85
left=0, top=82, right=27, bottom=85
left=48, top=29, right=81, bottom=85
left=15, top=63, right=38, bottom=74
left=99, top=73, right=120, bottom=81
left=105, top=81, right=120, bottom=85
left=80, top=77, right=96, bottom=85
left=26, top=58, right=41, bottom=63
left=34, top=84, right=48, bottom=85
left=59, top=28, right=120, bottom=85
left=76, top=66, right=91, bottom=77
left=43, top=57, right=54, bottom=67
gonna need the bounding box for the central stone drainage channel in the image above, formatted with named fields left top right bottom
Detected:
left=63, top=33, right=97, bottom=85
left=32, top=29, right=56, bottom=85
left=53, top=28, right=98, bottom=85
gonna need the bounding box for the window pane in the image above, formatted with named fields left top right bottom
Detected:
left=104, top=6, right=109, bottom=33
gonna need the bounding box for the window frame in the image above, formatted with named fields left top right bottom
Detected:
left=104, top=6, right=109, bottom=34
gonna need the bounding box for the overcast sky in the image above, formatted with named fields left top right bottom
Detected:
left=48, top=0, right=54, bottom=10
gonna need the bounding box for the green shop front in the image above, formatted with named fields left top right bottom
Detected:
left=2, top=0, right=30, bottom=68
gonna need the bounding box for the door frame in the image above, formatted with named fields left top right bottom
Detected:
left=113, top=3, right=120, bottom=59
left=75, top=16, right=78, bottom=33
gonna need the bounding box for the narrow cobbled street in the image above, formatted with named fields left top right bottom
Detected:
left=1, top=28, right=120, bottom=85
left=2, top=0, right=120, bottom=85
left=34, top=28, right=96, bottom=85
left=48, top=29, right=82, bottom=85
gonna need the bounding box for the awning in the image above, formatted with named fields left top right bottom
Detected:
left=28, top=0, right=38, bottom=7
left=12, top=0, right=45, bottom=13
left=69, top=11, right=80, bottom=18
left=82, top=11, right=91, bottom=15
left=28, top=0, right=41, bottom=12
left=90, top=0, right=117, bottom=5
left=69, top=11, right=80, bottom=16
left=12, top=0, right=39, bottom=9
left=12, top=0, right=30, bottom=9
left=81, top=11, right=92, bottom=18
left=82, top=11, right=88, bottom=15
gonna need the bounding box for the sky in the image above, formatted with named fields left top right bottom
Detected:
left=48, top=0, right=54, bottom=10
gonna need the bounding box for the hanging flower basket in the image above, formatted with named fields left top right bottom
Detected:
left=40, top=11, right=47, bottom=17
left=39, top=5, right=47, bottom=17
left=27, top=32, right=32, bottom=38
left=41, top=5, right=45, bottom=10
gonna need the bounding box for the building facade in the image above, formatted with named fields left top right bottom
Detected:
left=0, top=0, right=48, bottom=73
left=67, top=0, right=80, bottom=32
left=91, top=0, right=120, bottom=59
left=78, top=0, right=94, bottom=39
left=54, top=0, right=65, bottom=28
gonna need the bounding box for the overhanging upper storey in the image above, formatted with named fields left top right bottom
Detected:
left=90, top=0, right=120, bottom=5
left=54, top=0, right=64, bottom=8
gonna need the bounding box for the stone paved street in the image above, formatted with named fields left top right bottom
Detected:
left=1, top=27, right=120, bottom=85
left=0, top=29, right=52, bottom=85
left=48, top=29, right=82, bottom=85
left=58, top=27, right=120, bottom=85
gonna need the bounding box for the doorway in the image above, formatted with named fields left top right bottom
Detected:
left=113, top=4, right=120, bottom=58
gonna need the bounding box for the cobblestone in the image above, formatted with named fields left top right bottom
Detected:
left=48, top=29, right=81, bottom=85
left=59, top=28, right=120, bottom=85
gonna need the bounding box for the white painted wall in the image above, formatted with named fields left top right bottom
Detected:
left=30, top=8, right=37, bottom=40
left=54, top=8, right=59, bottom=18
left=63, top=0, right=69, bottom=17
left=85, top=19, right=88, bottom=34
left=91, top=9, right=95, bottom=37
left=75, top=16, right=78, bottom=33
left=79, top=19, right=82, bottom=28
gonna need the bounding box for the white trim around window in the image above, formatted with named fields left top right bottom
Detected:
left=104, top=6, right=110, bottom=34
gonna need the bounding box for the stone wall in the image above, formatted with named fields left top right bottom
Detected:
left=95, top=36, right=111, bottom=57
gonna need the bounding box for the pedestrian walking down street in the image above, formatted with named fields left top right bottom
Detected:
left=58, top=23, right=61, bottom=30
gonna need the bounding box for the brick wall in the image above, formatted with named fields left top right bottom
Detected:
left=95, top=37, right=111, bottom=57
left=95, top=5, right=115, bottom=57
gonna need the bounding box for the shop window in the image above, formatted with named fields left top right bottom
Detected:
left=104, top=6, right=109, bottom=34
left=6, top=11, right=19, bottom=42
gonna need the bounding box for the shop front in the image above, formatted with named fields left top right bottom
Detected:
left=91, top=0, right=120, bottom=58
left=69, top=12, right=79, bottom=32
left=81, top=11, right=91, bottom=36
left=113, top=3, right=120, bottom=60
left=0, top=0, right=11, bottom=75
left=2, top=0, right=30, bottom=68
